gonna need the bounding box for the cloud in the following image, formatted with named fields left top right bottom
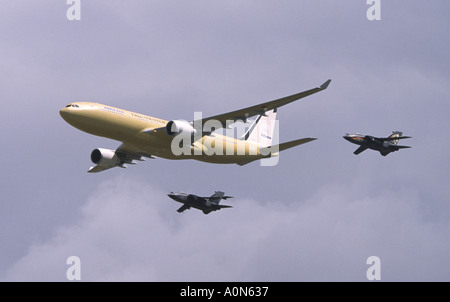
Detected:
left=3, top=176, right=448, bottom=281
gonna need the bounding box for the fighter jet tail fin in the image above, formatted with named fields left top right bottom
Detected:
left=209, top=191, right=226, bottom=204
left=210, top=191, right=225, bottom=198
left=388, top=131, right=402, bottom=145
left=241, top=109, right=277, bottom=148
left=384, top=131, right=411, bottom=145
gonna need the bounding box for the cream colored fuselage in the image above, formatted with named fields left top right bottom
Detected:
left=60, top=102, right=262, bottom=164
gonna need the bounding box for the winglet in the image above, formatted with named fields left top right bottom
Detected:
left=319, top=79, right=332, bottom=90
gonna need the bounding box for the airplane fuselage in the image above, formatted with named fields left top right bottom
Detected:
left=344, top=134, right=392, bottom=151
left=60, top=102, right=264, bottom=164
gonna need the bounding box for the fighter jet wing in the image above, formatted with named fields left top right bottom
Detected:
left=177, top=204, right=191, bottom=213
left=354, top=146, right=368, bottom=155
left=194, top=79, right=331, bottom=129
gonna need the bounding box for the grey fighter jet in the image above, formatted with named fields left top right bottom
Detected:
left=167, top=191, right=233, bottom=214
left=343, top=131, right=411, bottom=156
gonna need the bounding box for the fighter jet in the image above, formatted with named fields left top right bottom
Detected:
left=343, top=131, right=411, bottom=156
left=167, top=191, right=233, bottom=214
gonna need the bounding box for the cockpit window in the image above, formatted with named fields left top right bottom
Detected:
left=65, top=104, right=80, bottom=108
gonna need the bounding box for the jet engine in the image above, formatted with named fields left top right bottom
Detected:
left=90, top=148, right=120, bottom=166
left=165, top=120, right=197, bottom=136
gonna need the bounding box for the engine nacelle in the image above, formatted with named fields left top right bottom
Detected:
left=165, top=120, right=197, bottom=136
left=90, top=148, right=120, bottom=166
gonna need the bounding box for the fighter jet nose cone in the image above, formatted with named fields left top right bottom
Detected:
left=343, top=135, right=353, bottom=142
left=167, top=194, right=177, bottom=201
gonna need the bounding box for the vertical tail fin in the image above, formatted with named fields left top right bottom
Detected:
left=241, top=109, right=277, bottom=148
left=209, top=191, right=225, bottom=205
left=388, top=131, right=403, bottom=145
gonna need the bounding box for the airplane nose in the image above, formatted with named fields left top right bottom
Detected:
left=343, top=135, right=352, bottom=142
left=59, top=107, right=70, bottom=119
left=60, top=105, right=80, bottom=122
left=167, top=194, right=176, bottom=200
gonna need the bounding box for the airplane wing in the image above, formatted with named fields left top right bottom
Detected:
left=88, top=143, right=150, bottom=173
left=194, top=79, right=331, bottom=128
left=141, top=80, right=330, bottom=139
left=88, top=164, right=116, bottom=173
left=177, top=204, right=191, bottom=213
left=353, top=146, right=368, bottom=155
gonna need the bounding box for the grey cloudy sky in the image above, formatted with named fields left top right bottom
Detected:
left=0, top=1, right=449, bottom=281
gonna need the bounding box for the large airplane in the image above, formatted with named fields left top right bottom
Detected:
left=60, top=79, right=331, bottom=172
left=167, top=191, right=233, bottom=214
left=343, top=131, right=411, bottom=156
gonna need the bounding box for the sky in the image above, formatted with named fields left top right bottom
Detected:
left=0, top=1, right=449, bottom=281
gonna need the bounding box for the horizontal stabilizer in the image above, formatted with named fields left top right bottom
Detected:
left=217, top=205, right=232, bottom=209
left=261, top=137, right=317, bottom=154
left=382, top=136, right=412, bottom=141
left=237, top=138, right=316, bottom=166
left=396, top=145, right=411, bottom=149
